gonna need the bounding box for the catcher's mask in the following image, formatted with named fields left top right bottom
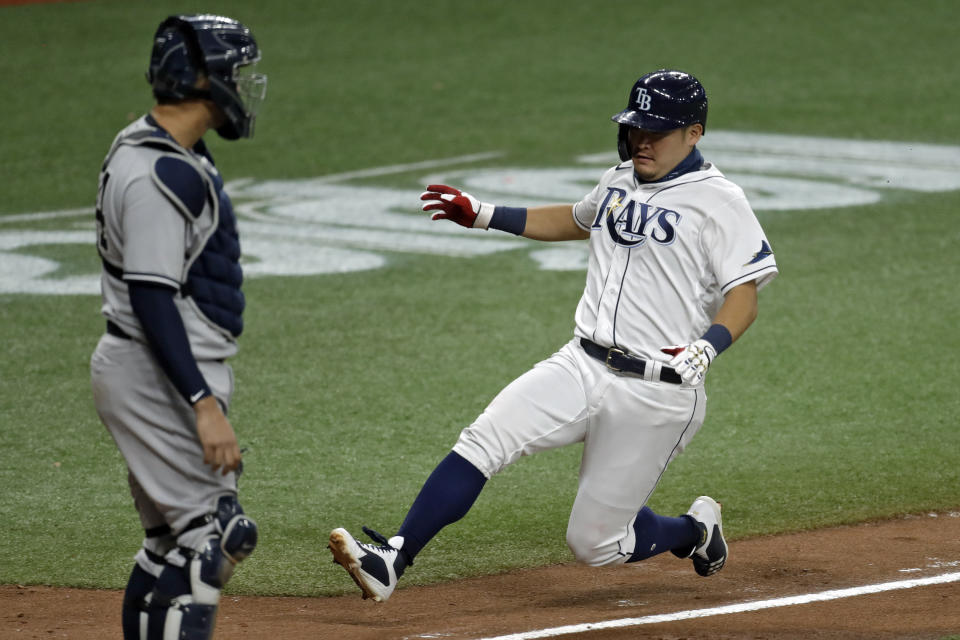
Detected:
left=147, top=14, right=267, bottom=139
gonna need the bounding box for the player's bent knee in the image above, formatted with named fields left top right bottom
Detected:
left=566, top=541, right=609, bottom=567
left=197, top=496, right=259, bottom=592
left=453, top=421, right=513, bottom=477
left=214, top=495, right=258, bottom=564
left=566, top=529, right=625, bottom=567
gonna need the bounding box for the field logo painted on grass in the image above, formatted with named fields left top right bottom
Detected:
left=2, top=132, right=960, bottom=295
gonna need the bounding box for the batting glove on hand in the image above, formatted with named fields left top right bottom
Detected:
left=421, top=184, right=496, bottom=229
left=661, top=339, right=717, bottom=385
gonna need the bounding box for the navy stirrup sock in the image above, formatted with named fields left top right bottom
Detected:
left=628, top=506, right=701, bottom=563
left=396, top=451, right=487, bottom=562
left=121, top=564, right=156, bottom=639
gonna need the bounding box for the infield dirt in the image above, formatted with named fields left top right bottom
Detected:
left=4, top=512, right=959, bottom=639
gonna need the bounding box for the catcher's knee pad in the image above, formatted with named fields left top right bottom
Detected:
left=144, top=541, right=237, bottom=640
left=213, top=494, right=258, bottom=564
left=143, top=497, right=258, bottom=640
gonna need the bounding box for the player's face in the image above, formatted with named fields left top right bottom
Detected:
left=628, top=125, right=702, bottom=181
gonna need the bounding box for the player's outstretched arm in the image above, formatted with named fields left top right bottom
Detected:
left=522, top=204, right=589, bottom=241
left=421, top=184, right=587, bottom=241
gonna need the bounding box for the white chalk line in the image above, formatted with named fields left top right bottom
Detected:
left=0, top=207, right=92, bottom=223
left=0, top=152, right=505, bottom=225
left=308, top=151, right=505, bottom=183
left=224, top=150, right=506, bottom=194
left=471, top=571, right=960, bottom=640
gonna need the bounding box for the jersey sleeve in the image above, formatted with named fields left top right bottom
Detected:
left=701, top=195, right=778, bottom=294
left=121, top=174, right=188, bottom=289
left=572, top=173, right=608, bottom=230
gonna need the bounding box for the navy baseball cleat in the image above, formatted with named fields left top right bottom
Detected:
left=680, top=496, right=728, bottom=576
left=329, top=527, right=407, bottom=602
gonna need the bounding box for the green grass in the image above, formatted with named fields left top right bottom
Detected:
left=1, top=0, right=959, bottom=597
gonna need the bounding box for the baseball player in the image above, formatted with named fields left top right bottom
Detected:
left=329, top=70, right=778, bottom=602
left=89, top=15, right=266, bottom=640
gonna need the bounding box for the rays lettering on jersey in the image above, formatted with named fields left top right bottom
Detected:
left=592, top=187, right=681, bottom=248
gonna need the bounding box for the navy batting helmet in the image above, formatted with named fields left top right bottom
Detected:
left=612, top=70, right=707, bottom=161
left=147, top=15, right=267, bottom=139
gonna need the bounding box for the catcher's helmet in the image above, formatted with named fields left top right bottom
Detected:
left=147, top=14, right=267, bottom=139
left=612, top=70, right=707, bottom=161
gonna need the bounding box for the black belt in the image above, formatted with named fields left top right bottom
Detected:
left=106, top=320, right=131, bottom=340
left=580, top=338, right=682, bottom=384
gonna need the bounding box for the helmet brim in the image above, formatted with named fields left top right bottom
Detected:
left=611, top=109, right=687, bottom=132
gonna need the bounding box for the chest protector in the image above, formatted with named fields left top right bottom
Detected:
left=175, top=162, right=245, bottom=338
left=107, top=118, right=245, bottom=337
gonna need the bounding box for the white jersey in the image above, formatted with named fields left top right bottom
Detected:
left=571, top=158, right=778, bottom=360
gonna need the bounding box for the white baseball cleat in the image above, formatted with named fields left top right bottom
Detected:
left=684, top=495, right=728, bottom=576
left=328, top=527, right=406, bottom=602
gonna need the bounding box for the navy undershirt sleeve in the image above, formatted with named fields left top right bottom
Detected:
left=128, top=281, right=212, bottom=405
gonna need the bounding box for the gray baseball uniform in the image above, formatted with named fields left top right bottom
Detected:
left=95, top=14, right=264, bottom=640
left=92, top=114, right=241, bottom=533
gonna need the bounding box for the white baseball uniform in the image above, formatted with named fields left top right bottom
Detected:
left=452, top=158, right=778, bottom=566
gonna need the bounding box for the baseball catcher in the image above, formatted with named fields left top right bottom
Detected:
left=90, top=14, right=266, bottom=639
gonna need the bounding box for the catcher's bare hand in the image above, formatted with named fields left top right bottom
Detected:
left=420, top=184, right=495, bottom=229
left=193, top=395, right=242, bottom=475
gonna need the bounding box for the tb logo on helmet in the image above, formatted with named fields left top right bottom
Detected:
left=634, top=87, right=653, bottom=111
left=613, top=69, right=708, bottom=162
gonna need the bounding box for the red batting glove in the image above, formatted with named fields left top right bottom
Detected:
left=420, top=184, right=495, bottom=229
